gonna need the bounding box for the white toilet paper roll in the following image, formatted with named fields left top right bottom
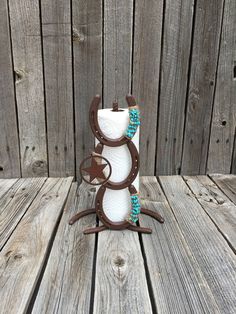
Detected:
left=95, top=108, right=139, bottom=222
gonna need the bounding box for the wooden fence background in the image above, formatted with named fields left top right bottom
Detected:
left=0, top=0, right=235, bottom=178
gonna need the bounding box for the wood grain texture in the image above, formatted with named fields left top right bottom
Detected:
left=8, top=0, right=48, bottom=177
left=0, top=177, right=73, bottom=314
left=103, top=0, right=133, bottom=107
left=132, top=0, right=163, bottom=175
left=140, top=177, right=219, bottom=313
left=0, top=0, right=21, bottom=178
left=41, top=0, right=74, bottom=177
left=73, top=0, right=102, bottom=178
left=94, top=231, right=152, bottom=313
left=0, top=176, right=236, bottom=312
left=159, top=176, right=236, bottom=313
left=156, top=0, right=194, bottom=175
left=0, top=177, right=46, bottom=250
left=210, top=174, right=236, bottom=204
left=232, top=140, right=236, bottom=173
left=0, top=179, right=18, bottom=198
left=184, top=175, right=236, bottom=253
left=32, top=181, right=97, bottom=314
left=207, top=0, right=236, bottom=173
left=181, top=0, right=225, bottom=174
left=2, top=2, right=236, bottom=178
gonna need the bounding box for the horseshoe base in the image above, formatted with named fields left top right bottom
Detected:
left=69, top=207, right=164, bottom=234
left=141, top=208, right=165, bottom=224
left=69, top=208, right=96, bottom=225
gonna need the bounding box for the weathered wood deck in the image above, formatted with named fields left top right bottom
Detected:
left=0, top=175, right=236, bottom=313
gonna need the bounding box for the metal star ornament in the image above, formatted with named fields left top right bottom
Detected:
left=82, top=156, right=108, bottom=183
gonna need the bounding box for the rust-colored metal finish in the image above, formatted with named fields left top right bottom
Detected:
left=69, top=95, right=164, bottom=235
left=89, top=95, right=134, bottom=147
left=69, top=208, right=96, bottom=225
left=95, top=185, right=130, bottom=230
left=80, top=154, right=112, bottom=186
left=105, top=141, right=139, bottom=190
left=141, top=207, right=164, bottom=224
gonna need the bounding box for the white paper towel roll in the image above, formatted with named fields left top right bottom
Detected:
left=95, top=108, right=139, bottom=222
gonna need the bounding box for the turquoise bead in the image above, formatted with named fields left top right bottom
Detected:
left=128, top=193, right=141, bottom=223
left=125, top=107, right=140, bottom=140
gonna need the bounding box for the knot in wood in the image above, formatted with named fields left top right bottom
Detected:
left=89, top=187, right=96, bottom=193
left=14, top=253, right=22, bottom=260
left=32, top=160, right=47, bottom=175
left=215, top=197, right=225, bottom=205
left=14, top=69, right=27, bottom=83
left=114, top=256, right=125, bottom=267
left=72, top=27, right=84, bottom=42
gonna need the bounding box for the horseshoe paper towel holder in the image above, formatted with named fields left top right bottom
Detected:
left=69, top=95, right=164, bottom=234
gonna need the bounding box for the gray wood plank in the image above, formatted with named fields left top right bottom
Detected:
left=0, top=178, right=46, bottom=250
left=139, top=176, right=219, bottom=313
left=73, top=0, right=102, bottom=178
left=32, top=181, right=97, bottom=314
left=103, top=0, right=133, bottom=107
left=210, top=174, right=236, bottom=205
left=0, top=177, right=73, bottom=314
left=132, top=0, right=163, bottom=175
left=184, top=175, right=236, bottom=253
left=159, top=175, right=236, bottom=313
left=181, top=0, right=225, bottom=174
left=232, top=138, right=236, bottom=174
left=156, top=0, right=194, bottom=175
left=41, top=0, right=75, bottom=177
left=207, top=0, right=236, bottom=173
left=0, top=0, right=21, bottom=178
left=94, top=229, right=152, bottom=313
left=0, top=179, right=18, bottom=198
left=8, top=0, right=48, bottom=177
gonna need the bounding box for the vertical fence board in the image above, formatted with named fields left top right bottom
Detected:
left=181, top=0, right=224, bottom=174
left=207, top=0, right=236, bottom=174
left=41, top=0, right=74, bottom=177
left=8, top=0, right=48, bottom=177
left=156, top=0, right=194, bottom=175
left=0, top=1, right=20, bottom=178
left=133, top=0, right=164, bottom=175
left=73, top=0, right=102, bottom=178
left=103, top=0, right=133, bottom=107
left=2, top=2, right=236, bottom=177
left=232, top=136, right=236, bottom=173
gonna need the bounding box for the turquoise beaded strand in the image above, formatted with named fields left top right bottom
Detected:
left=127, top=194, right=141, bottom=223
left=125, top=107, right=140, bottom=139
left=125, top=106, right=141, bottom=222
